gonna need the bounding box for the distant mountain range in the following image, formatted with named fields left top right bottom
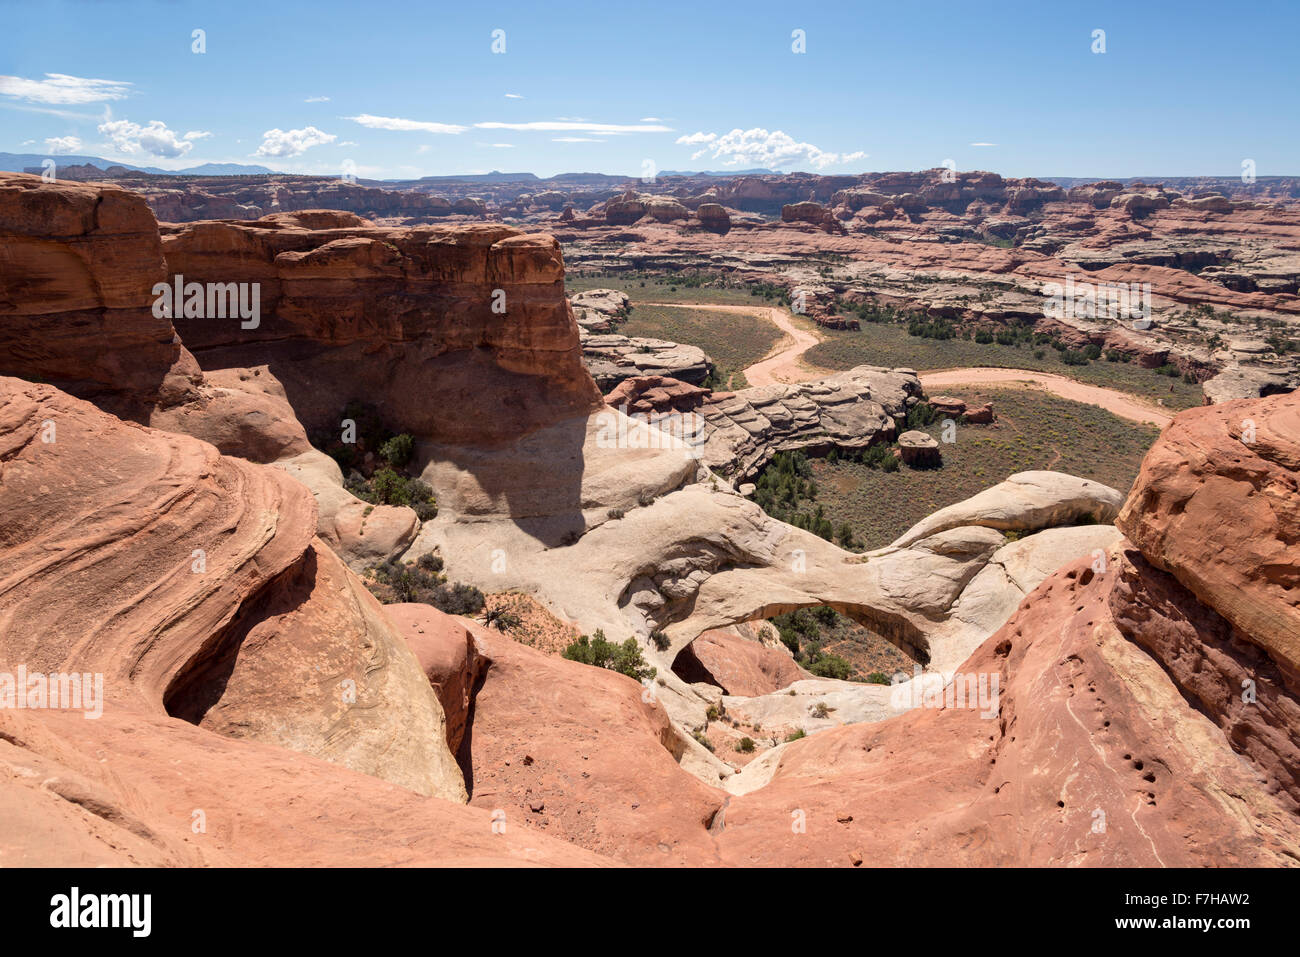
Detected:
left=3, top=153, right=1290, bottom=186
left=0, top=153, right=277, bottom=176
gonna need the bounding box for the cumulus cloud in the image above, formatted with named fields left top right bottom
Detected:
left=254, top=126, right=337, bottom=158
left=0, top=73, right=131, bottom=104
left=97, top=118, right=210, bottom=158
left=679, top=127, right=865, bottom=170
left=347, top=113, right=467, bottom=134
left=44, top=135, right=82, bottom=154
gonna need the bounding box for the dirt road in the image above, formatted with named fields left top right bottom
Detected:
left=918, top=367, right=1174, bottom=428
left=635, top=301, right=1174, bottom=428
left=638, top=301, right=823, bottom=387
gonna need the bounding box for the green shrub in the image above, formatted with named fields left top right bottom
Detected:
left=735, top=737, right=755, bottom=753
left=368, top=558, right=484, bottom=616
left=379, top=433, right=415, bottom=468
left=784, top=729, right=807, bottom=742
left=562, top=630, right=657, bottom=682
left=806, top=652, right=854, bottom=680
left=484, top=609, right=522, bottom=632
left=861, top=442, right=895, bottom=470
left=866, top=672, right=891, bottom=685
left=905, top=401, right=937, bottom=429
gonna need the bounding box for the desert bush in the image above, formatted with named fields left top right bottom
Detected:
left=562, top=630, right=657, bottom=682
left=379, top=433, right=415, bottom=468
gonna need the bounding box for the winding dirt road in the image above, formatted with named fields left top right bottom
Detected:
left=639, top=301, right=822, bottom=387
left=638, top=300, right=1175, bottom=428
left=918, top=368, right=1173, bottom=428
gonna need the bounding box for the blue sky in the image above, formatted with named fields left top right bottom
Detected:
left=2, top=0, right=1296, bottom=179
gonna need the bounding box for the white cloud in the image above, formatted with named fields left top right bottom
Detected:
left=0, top=73, right=131, bottom=105
left=488, top=143, right=514, bottom=148
left=44, top=135, right=82, bottom=154
left=505, top=93, right=524, bottom=99
left=347, top=113, right=467, bottom=134
left=969, top=142, right=998, bottom=147
left=553, top=136, right=603, bottom=143
left=417, top=144, right=431, bottom=153
left=19, top=139, right=35, bottom=146
left=305, top=96, right=331, bottom=103
left=337, top=140, right=358, bottom=147
left=475, top=120, right=671, bottom=133
left=640, top=116, right=663, bottom=123
left=254, top=126, right=337, bottom=158
left=97, top=118, right=210, bottom=158
left=681, top=127, right=866, bottom=170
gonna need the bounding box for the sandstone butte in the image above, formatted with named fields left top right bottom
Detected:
left=0, top=171, right=1297, bottom=867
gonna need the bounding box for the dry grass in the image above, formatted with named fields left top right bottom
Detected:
left=805, top=323, right=1205, bottom=410
left=783, top=388, right=1159, bottom=549
left=618, top=304, right=783, bottom=390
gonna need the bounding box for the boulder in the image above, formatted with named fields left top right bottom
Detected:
left=891, top=471, right=1123, bottom=548
left=897, top=429, right=941, bottom=467
left=386, top=604, right=489, bottom=756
